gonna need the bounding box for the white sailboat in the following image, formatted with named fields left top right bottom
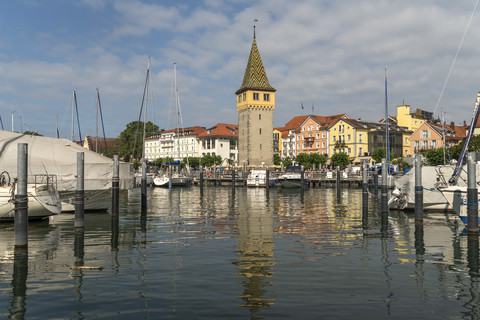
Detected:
left=153, top=62, right=191, bottom=188
left=0, top=171, right=61, bottom=221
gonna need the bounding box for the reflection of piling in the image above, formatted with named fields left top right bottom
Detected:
left=362, top=162, right=368, bottom=224
left=14, top=143, right=28, bottom=247
left=199, top=169, right=204, bottom=197
left=381, top=158, right=388, bottom=214
left=75, top=152, right=85, bottom=228
left=468, top=232, right=479, bottom=276
left=11, top=247, right=28, bottom=319
left=467, top=153, right=478, bottom=232
left=141, top=161, right=147, bottom=209
left=373, top=172, right=378, bottom=195
left=112, top=155, right=120, bottom=216
left=414, top=154, right=423, bottom=221
left=266, top=169, right=270, bottom=198
left=232, top=169, right=236, bottom=190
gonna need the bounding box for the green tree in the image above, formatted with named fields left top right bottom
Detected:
left=423, top=148, right=447, bottom=166
left=23, top=131, right=43, bottom=136
left=282, top=157, right=293, bottom=168
left=273, top=154, right=282, bottom=166
left=295, top=153, right=310, bottom=168
left=371, top=147, right=386, bottom=163
left=309, top=153, right=327, bottom=168
left=450, top=135, right=480, bottom=161
left=391, top=157, right=411, bottom=171
left=184, top=157, right=200, bottom=169
left=330, top=152, right=350, bottom=169
left=114, top=121, right=161, bottom=161
left=200, top=155, right=222, bottom=167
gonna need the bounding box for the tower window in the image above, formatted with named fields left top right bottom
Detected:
left=264, top=93, right=270, bottom=101
left=253, top=93, right=259, bottom=100
left=243, top=93, right=246, bottom=101
left=259, top=114, right=261, bottom=120
left=238, top=95, right=241, bottom=103
left=259, top=128, right=262, bottom=134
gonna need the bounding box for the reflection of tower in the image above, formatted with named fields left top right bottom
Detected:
left=234, top=189, right=275, bottom=314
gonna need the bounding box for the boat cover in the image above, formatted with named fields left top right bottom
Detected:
left=0, top=130, right=135, bottom=191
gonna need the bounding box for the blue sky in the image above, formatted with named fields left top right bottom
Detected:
left=1, top=0, right=480, bottom=138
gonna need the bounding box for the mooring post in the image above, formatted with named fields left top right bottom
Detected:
left=199, top=167, right=204, bottom=189
left=141, top=160, right=147, bottom=209
left=336, top=166, right=341, bottom=198
left=14, top=143, right=28, bottom=247
left=75, top=152, right=85, bottom=228
left=112, top=155, right=120, bottom=216
left=381, top=158, right=388, bottom=214
left=373, top=171, right=378, bottom=196
left=301, top=166, right=305, bottom=194
left=414, top=154, right=423, bottom=221
left=467, top=152, right=478, bottom=232
left=266, top=168, right=270, bottom=191
left=232, top=168, right=236, bottom=191
left=362, top=161, right=368, bottom=216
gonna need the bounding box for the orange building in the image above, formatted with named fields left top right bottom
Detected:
left=410, top=121, right=465, bottom=155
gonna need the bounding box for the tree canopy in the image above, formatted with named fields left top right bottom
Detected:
left=109, top=121, right=161, bottom=161
left=371, top=147, right=386, bottom=163
left=330, top=152, right=350, bottom=169
left=295, top=153, right=327, bottom=169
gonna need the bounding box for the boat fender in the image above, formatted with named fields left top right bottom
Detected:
left=206, top=171, right=211, bottom=177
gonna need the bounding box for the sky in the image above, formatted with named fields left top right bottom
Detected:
left=1, top=0, right=480, bottom=139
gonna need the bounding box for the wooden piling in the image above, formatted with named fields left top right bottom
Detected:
left=111, top=155, right=120, bottom=216
left=74, top=152, right=85, bottom=228
left=14, top=143, right=28, bottom=247
left=414, top=154, right=423, bottom=221
left=467, top=153, right=478, bottom=232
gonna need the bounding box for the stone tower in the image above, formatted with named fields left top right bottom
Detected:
left=236, top=28, right=276, bottom=167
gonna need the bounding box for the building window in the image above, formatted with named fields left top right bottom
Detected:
left=264, top=93, right=270, bottom=101
left=420, top=130, right=430, bottom=139
left=333, top=136, right=336, bottom=142
left=359, top=134, right=363, bottom=143
left=316, top=142, right=320, bottom=148
left=238, top=95, right=241, bottom=103
left=359, top=147, right=363, bottom=156
left=322, top=132, right=326, bottom=138
left=259, top=114, right=261, bottom=120
left=347, top=134, right=351, bottom=141
left=253, top=92, right=259, bottom=100
left=316, top=133, right=319, bottom=138
left=348, top=148, right=351, bottom=154
left=322, top=141, right=325, bottom=148
left=259, top=128, right=262, bottom=134
left=260, top=144, right=262, bottom=150
left=243, top=93, right=246, bottom=101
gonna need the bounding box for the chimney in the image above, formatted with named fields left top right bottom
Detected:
left=464, top=120, right=467, bottom=127
left=450, top=121, right=455, bottom=130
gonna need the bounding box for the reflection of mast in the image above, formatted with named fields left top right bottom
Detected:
left=234, top=194, right=275, bottom=315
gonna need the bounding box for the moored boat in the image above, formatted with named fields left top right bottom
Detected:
left=277, top=166, right=310, bottom=189
left=246, top=169, right=276, bottom=187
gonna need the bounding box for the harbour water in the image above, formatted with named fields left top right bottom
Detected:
left=0, top=186, right=479, bottom=319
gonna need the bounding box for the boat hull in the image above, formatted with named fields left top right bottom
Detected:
left=153, top=176, right=190, bottom=187
left=438, top=186, right=480, bottom=225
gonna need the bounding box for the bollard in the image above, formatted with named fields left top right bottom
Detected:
left=336, top=166, right=341, bottom=199
left=362, top=162, right=368, bottom=221
left=381, top=158, right=388, bottom=214
left=414, top=154, right=423, bottom=221
left=74, top=152, right=85, bottom=228
left=141, top=160, right=147, bottom=209
left=301, top=166, right=305, bottom=194
left=467, top=153, right=478, bottom=232
left=111, top=155, right=120, bottom=216
left=14, top=143, right=28, bottom=247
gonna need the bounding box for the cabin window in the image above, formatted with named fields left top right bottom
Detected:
left=264, top=93, right=270, bottom=101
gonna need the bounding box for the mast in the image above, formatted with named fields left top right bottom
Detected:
left=385, top=67, right=390, bottom=173
left=449, top=91, right=480, bottom=184
left=96, top=88, right=99, bottom=153
left=131, top=58, right=150, bottom=161
left=97, top=88, right=108, bottom=155
left=174, top=62, right=180, bottom=160
left=71, top=88, right=75, bottom=141
left=442, top=110, right=446, bottom=165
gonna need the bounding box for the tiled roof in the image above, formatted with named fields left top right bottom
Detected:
left=161, top=126, right=206, bottom=136
left=236, top=34, right=275, bottom=94
left=197, top=123, right=238, bottom=138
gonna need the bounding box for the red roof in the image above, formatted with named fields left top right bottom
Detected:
left=161, top=126, right=206, bottom=136
left=197, top=123, right=238, bottom=138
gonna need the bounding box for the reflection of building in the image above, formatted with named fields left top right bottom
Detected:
left=235, top=189, right=275, bottom=313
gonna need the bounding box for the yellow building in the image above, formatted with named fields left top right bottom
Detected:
left=273, top=128, right=282, bottom=156
left=236, top=28, right=276, bottom=166
left=396, top=105, right=432, bottom=132
left=328, top=118, right=370, bottom=160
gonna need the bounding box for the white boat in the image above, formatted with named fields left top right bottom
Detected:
left=277, top=166, right=310, bottom=189
left=0, top=172, right=61, bottom=221
left=153, top=172, right=190, bottom=187
left=0, top=130, right=135, bottom=212
left=438, top=185, right=480, bottom=225
left=246, top=169, right=275, bottom=187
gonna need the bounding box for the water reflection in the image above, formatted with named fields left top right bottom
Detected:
left=234, top=188, right=275, bottom=317
left=72, top=228, right=85, bottom=301
left=466, top=233, right=480, bottom=317
left=9, top=247, right=28, bottom=320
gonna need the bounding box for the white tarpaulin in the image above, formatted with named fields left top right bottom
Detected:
left=0, top=130, right=134, bottom=192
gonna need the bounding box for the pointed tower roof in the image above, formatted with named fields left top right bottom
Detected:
left=236, top=29, right=276, bottom=95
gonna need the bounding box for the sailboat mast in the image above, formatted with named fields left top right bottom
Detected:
left=174, top=62, right=180, bottom=161
left=385, top=67, right=390, bottom=173
left=96, top=88, right=99, bottom=153
left=131, top=58, right=150, bottom=161
left=71, top=88, right=75, bottom=141
left=142, top=59, right=150, bottom=160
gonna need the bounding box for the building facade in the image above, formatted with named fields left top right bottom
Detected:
left=197, top=123, right=238, bottom=166
left=236, top=29, right=276, bottom=166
